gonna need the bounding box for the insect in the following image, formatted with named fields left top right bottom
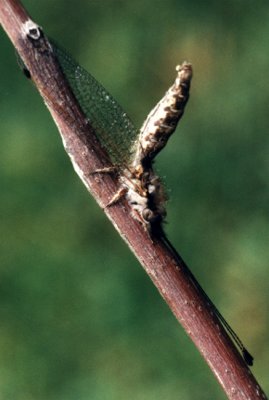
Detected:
left=52, top=43, right=192, bottom=233
left=20, top=24, right=254, bottom=366
left=51, top=44, right=253, bottom=366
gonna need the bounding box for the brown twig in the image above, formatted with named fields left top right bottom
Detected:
left=0, top=1, right=267, bottom=399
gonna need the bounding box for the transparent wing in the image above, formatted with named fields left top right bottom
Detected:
left=52, top=41, right=138, bottom=165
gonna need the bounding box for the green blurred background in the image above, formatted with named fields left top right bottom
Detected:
left=0, top=1, right=268, bottom=399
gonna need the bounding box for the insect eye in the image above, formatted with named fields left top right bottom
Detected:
left=142, top=208, right=154, bottom=222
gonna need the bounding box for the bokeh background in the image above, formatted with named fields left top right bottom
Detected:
left=1, top=1, right=268, bottom=399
